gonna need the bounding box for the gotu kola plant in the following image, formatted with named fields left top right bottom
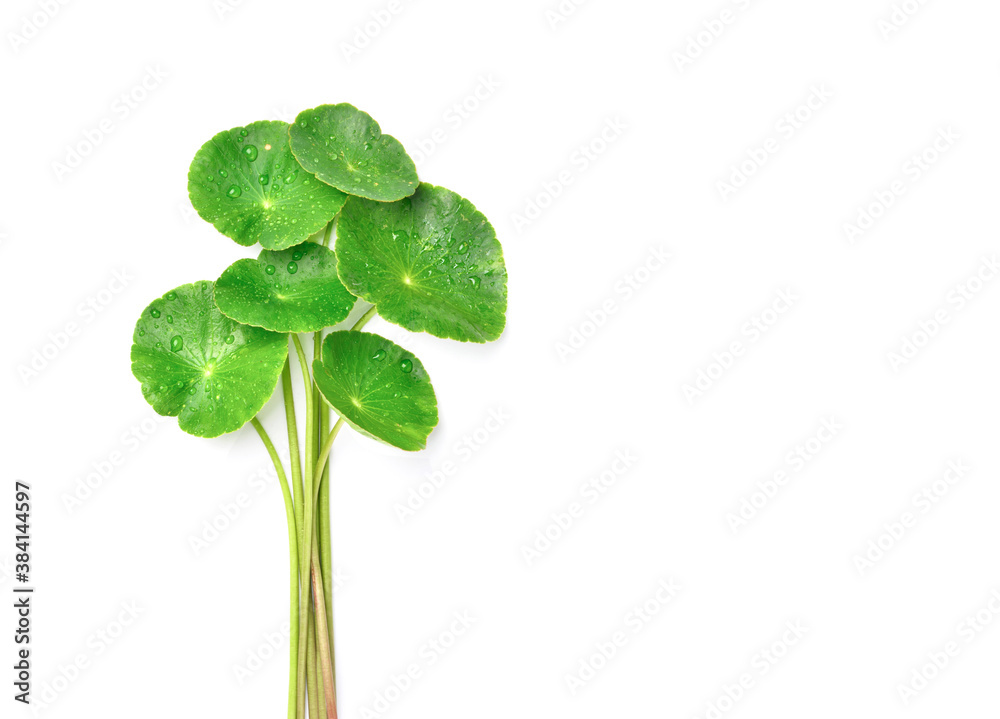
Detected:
left=130, top=104, right=507, bottom=719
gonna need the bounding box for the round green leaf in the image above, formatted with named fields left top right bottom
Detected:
left=288, top=104, right=418, bottom=202
left=214, top=241, right=357, bottom=333
left=336, top=183, right=507, bottom=343
left=188, top=120, right=348, bottom=250
left=130, top=281, right=288, bottom=438
left=313, top=331, right=438, bottom=451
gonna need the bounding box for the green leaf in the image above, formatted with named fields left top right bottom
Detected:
left=288, top=104, right=418, bottom=202
left=214, top=241, right=356, bottom=333
left=188, top=120, right=348, bottom=250
left=336, top=183, right=507, bottom=343
left=312, top=331, right=438, bottom=451
left=130, top=281, right=288, bottom=438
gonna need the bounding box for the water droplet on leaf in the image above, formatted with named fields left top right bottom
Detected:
left=169, top=335, right=183, bottom=352
left=400, top=359, right=413, bottom=373
left=227, top=185, right=242, bottom=198
left=286, top=261, right=298, bottom=274
left=243, top=145, right=258, bottom=161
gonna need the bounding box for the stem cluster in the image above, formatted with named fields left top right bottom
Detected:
left=253, top=292, right=374, bottom=719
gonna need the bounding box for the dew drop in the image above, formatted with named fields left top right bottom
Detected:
left=286, top=261, right=298, bottom=274
left=372, top=349, right=386, bottom=361
left=243, top=145, right=258, bottom=161
left=227, top=184, right=242, bottom=198
left=469, top=276, right=481, bottom=289
left=400, top=359, right=413, bottom=373
left=456, top=242, right=468, bottom=253
left=169, top=335, right=184, bottom=352
left=259, top=174, right=269, bottom=185
left=166, top=314, right=174, bottom=324
left=265, top=264, right=276, bottom=275
left=292, top=250, right=303, bottom=261
left=138, top=329, right=145, bottom=336
left=225, top=334, right=235, bottom=344
left=219, top=169, right=229, bottom=178
left=165, top=291, right=177, bottom=300
left=150, top=308, right=161, bottom=318
left=239, top=128, right=248, bottom=137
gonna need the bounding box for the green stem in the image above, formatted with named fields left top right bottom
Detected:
left=311, top=533, right=338, bottom=718
left=315, top=331, right=336, bottom=673
left=351, top=305, right=377, bottom=332
left=306, top=603, right=319, bottom=718
left=250, top=418, right=298, bottom=719
left=281, top=361, right=304, bottom=573
left=315, top=419, right=345, bottom=501
left=321, top=218, right=335, bottom=247
left=291, top=334, right=315, bottom=719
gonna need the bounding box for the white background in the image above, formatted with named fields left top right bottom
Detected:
left=3, top=0, right=1000, bottom=717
